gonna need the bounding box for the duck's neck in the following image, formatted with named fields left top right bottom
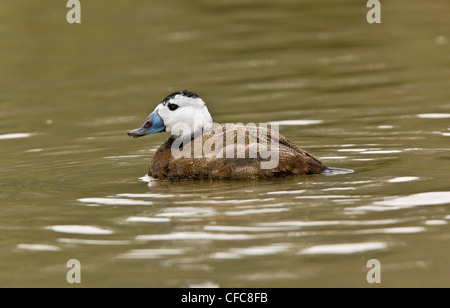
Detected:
left=171, top=120, right=212, bottom=139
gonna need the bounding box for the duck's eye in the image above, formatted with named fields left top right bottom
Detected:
left=168, top=103, right=179, bottom=111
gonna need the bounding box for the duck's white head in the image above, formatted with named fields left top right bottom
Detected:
left=128, top=90, right=213, bottom=140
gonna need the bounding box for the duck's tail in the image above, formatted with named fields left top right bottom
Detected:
left=321, top=167, right=354, bottom=176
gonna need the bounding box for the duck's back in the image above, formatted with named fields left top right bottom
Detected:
left=149, top=124, right=326, bottom=180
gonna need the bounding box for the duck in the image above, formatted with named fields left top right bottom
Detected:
left=128, top=90, right=338, bottom=180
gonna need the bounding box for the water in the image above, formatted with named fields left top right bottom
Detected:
left=1, top=0, right=450, bottom=287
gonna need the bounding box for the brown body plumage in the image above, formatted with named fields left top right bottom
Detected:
left=149, top=124, right=326, bottom=180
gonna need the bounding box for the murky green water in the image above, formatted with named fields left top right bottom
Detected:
left=1, top=0, right=450, bottom=287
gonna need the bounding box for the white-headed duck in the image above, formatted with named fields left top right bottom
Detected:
left=128, top=90, right=346, bottom=180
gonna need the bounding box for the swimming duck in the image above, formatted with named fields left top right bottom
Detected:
left=128, top=90, right=329, bottom=180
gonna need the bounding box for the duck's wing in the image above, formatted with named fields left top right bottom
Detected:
left=149, top=125, right=325, bottom=180
left=253, top=125, right=326, bottom=176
